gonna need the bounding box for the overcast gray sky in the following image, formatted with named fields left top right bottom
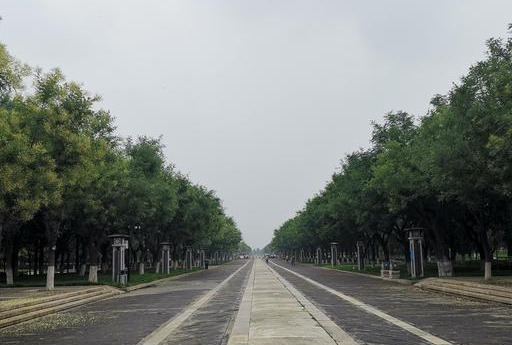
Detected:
left=2, top=1, right=512, bottom=248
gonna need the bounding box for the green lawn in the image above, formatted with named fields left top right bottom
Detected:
left=322, top=263, right=382, bottom=276
left=0, top=267, right=201, bottom=289
left=323, top=261, right=512, bottom=280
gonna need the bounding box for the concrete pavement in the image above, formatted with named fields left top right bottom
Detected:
left=2, top=258, right=512, bottom=345
left=271, top=259, right=512, bottom=345
left=229, top=259, right=353, bottom=345
left=0, top=260, right=251, bottom=345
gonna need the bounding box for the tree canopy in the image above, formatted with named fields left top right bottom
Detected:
left=0, top=43, right=247, bottom=288
left=271, top=26, right=512, bottom=279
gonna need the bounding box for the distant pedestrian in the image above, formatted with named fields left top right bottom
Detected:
left=291, top=255, right=295, bottom=266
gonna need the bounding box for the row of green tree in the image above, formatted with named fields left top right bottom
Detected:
left=0, top=43, right=245, bottom=289
left=271, top=27, right=512, bottom=279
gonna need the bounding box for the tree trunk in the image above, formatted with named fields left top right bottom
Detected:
left=12, top=240, right=19, bottom=277
left=478, top=226, right=493, bottom=280
left=66, top=252, right=70, bottom=273
left=0, top=222, right=3, bottom=252
left=431, top=225, right=453, bottom=277
left=436, top=257, right=453, bottom=277
left=46, top=234, right=57, bottom=290
left=75, top=236, right=80, bottom=274
left=139, top=262, right=145, bottom=275
left=88, top=265, right=98, bottom=283
left=5, top=238, right=14, bottom=285
left=44, top=216, right=59, bottom=291
left=58, top=250, right=64, bottom=274
left=88, top=242, right=99, bottom=283
left=484, top=261, right=492, bottom=280
left=36, top=240, right=42, bottom=275
left=79, top=241, right=87, bottom=276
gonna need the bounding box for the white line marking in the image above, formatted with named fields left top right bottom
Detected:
left=266, top=262, right=359, bottom=345
left=271, top=261, right=452, bottom=345
left=137, top=261, right=251, bottom=345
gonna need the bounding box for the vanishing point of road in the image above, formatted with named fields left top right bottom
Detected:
left=1, top=259, right=511, bottom=345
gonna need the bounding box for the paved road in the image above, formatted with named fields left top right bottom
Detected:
left=1, top=259, right=511, bottom=345
left=270, top=259, right=512, bottom=345
left=0, top=260, right=252, bottom=345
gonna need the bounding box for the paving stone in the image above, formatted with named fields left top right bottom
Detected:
left=272, top=260, right=512, bottom=345
left=0, top=261, right=248, bottom=345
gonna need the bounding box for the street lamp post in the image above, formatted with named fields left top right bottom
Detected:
left=161, top=242, right=171, bottom=274
left=108, top=234, right=129, bottom=285
left=330, top=242, right=339, bottom=267
left=405, top=228, right=425, bottom=278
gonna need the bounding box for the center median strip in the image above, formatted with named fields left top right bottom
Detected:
left=270, top=261, right=452, bottom=345
left=265, top=263, right=359, bottom=345
left=137, top=260, right=252, bottom=345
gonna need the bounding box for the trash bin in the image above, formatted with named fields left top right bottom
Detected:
left=205, top=259, right=209, bottom=270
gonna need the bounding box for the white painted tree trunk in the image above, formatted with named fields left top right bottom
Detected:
left=139, top=262, right=145, bottom=275
left=46, top=266, right=55, bottom=290
left=437, top=260, right=453, bottom=277
left=484, top=261, right=492, bottom=280
left=79, top=264, right=87, bottom=276
left=88, top=265, right=98, bottom=283
left=5, top=267, right=13, bottom=285
left=155, top=262, right=161, bottom=274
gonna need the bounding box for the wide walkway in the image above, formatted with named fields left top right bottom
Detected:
left=228, top=259, right=347, bottom=345
left=271, top=259, right=512, bottom=345
left=0, top=260, right=252, bottom=345
left=2, top=259, right=512, bottom=345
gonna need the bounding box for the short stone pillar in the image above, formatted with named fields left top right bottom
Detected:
left=315, top=247, right=322, bottom=266
left=161, top=242, right=171, bottom=274
left=185, top=246, right=193, bottom=270
left=108, top=234, right=129, bottom=285
left=356, top=240, right=365, bottom=271
left=330, top=242, right=339, bottom=267
left=406, top=228, right=425, bottom=278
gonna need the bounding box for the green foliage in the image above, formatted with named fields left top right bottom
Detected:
left=0, top=43, right=245, bottom=286
left=272, top=26, right=512, bottom=278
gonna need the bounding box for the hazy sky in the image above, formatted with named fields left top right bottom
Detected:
left=2, top=1, right=512, bottom=248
